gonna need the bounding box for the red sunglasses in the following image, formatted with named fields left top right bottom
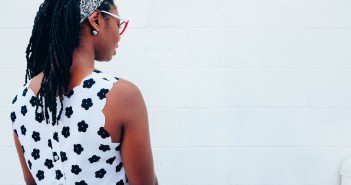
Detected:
left=100, top=10, right=129, bottom=35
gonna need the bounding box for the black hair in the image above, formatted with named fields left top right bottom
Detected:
left=25, top=0, right=115, bottom=126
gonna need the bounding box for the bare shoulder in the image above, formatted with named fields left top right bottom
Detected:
left=110, top=78, right=145, bottom=106
left=28, top=72, right=44, bottom=96
left=112, top=78, right=143, bottom=98
left=109, top=78, right=156, bottom=184
left=106, top=78, right=147, bottom=124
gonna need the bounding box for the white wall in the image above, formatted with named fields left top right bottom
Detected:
left=1, top=0, right=351, bottom=184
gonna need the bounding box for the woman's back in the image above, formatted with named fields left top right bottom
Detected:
left=11, top=69, right=128, bottom=184
left=11, top=0, right=158, bottom=184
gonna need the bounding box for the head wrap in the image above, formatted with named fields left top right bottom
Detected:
left=80, top=0, right=105, bottom=23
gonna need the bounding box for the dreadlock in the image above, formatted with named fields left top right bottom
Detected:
left=25, top=0, right=115, bottom=126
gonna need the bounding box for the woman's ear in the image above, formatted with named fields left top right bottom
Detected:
left=87, top=10, right=101, bottom=32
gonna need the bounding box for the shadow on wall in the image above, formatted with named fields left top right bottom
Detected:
left=341, top=157, right=351, bottom=185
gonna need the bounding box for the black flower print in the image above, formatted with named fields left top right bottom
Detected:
left=11, top=74, right=131, bottom=183
left=22, top=87, right=28, bottom=96
left=97, top=88, right=109, bottom=100
left=115, top=77, right=120, bottom=80
left=116, top=144, right=121, bottom=151
left=21, top=105, right=27, bottom=116
left=95, top=168, right=106, bottom=178
left=20, top=125, right=26, bottom=135
left=56, top=170, right=63, bottom=180
left=88, top=155, right=100, bottom=163
left=93, top=69, right=102, bottom=73
left=66, top=90, right=74, bottom=98
left=73, top=144, right=84, bottom=155
left=71, top=165, right=82, bottom=175
left=83, top=78, right=96, bottom=88
left=116, top=179, right=124, bottom=185
left=81, top=98, right=93, bottom=110
left=44, top=159, right=54, bottom=169
left=31, top=149, right=40, bottom=160
left=65, top=106, right=73, bottom=118
left=12, top=95, right=17, bottom=104
left=30, top=96, right=37, bottom=107
left=75, top=180, right=88, bottom=185
left=28, top=160, right=32, bottom=170
left=53, top=132, right=59, bottom=142
left=21, top=145, right=25, bottom=154
left=35, top=111, right=44, bottom=123
left=10, top=112, right=16, bottom=122
left=36, top=170, right=44, bottom=181
left=60, top=151, right=68, bottom=162
left=99, top=144, right=110, bottom=152
left=97, top=127, right=110, bottom=139
left=102, top=77, right=109, bottom=81
left=61, top=126, right=70, bottom=138
left=77, top=120, right=88, bottom=132
left=48, top=139, right=52, bottom=149
left=106, top=156, right=116, bottom=165
left=116, top=162, right=123, bottom=172
left=32, top=131, right=41, bottom=142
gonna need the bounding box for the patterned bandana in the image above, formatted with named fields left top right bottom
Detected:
left=80, top=0, right=105, bottom=23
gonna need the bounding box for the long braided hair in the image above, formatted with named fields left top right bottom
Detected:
left=25, top=0, right=115, bottom=125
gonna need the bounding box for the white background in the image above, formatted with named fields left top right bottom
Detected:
left=1, top=0, right=351, bottom=184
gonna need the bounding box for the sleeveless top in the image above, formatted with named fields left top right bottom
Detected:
left=10, top=69, right=128, bottom=185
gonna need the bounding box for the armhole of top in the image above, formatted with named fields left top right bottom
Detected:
left=100, top=75, right=123, bottom=144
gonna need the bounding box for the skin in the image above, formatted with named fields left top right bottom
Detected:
left=14, top=6, right=158, bottom=185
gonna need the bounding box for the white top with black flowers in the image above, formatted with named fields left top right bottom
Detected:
left=10, top=69, right=128, bottom=185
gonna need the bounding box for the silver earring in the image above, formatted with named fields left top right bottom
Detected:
left=92, top=30, right=98, bottom=36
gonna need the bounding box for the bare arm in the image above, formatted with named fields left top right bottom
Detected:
left=155, top=173, right=159, bottom=185
left=13, top=133, right=36, bottom=185
left=112, top=79, right=158, bottom=185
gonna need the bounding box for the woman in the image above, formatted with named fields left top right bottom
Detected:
left=10, top=0, right=158, bottom=184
